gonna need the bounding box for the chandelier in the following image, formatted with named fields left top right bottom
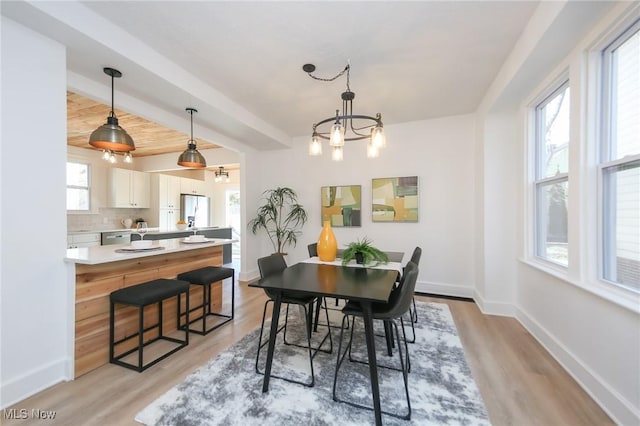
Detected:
left=304, top=63, right=386, bottom=161
left=214, top=166, right=230, bottom=183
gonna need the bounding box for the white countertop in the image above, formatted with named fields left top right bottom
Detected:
left=67, top=226, right=230, bottom=235
left=65, top=238, right=235, bottom=265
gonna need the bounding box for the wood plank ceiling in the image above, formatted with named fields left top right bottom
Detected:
left=67, top=91, right=219, bottom=158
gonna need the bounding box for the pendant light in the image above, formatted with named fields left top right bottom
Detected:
left=177, top=107, right=206, bottom=168
left=88, top=67, right=135, bottom=152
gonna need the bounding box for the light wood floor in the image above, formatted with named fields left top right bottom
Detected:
left=4, top=280, right=613, bottom=425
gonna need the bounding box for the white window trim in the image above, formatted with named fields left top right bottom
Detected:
left=595, top=18, right=640, bottom=294
left=520, top=4, right=640, bottom=313
left=528, top=76, right=571, bottom=269
left=66, top=160, right=92, bottom=213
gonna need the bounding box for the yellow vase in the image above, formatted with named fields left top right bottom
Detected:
left=317, top=220, right=337, bottom=261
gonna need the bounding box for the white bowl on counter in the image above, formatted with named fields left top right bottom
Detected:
left=185, top=235, right=206, bottom=242
left=176, top=223, right=188, bottom=231
left=131, top=240, right=153, bottom=249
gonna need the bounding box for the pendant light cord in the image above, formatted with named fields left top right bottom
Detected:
left=189, top=109, right=194, bottom=142
left=306, top=64, right=350, bottom=91
left=109, top=72, right=117, bottom=119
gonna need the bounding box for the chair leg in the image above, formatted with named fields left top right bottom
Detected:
left=332, top=314, right=352, bottom=401
left=404, top=309, right=417, bottom=344
left=411, top=296, right=418, bottom=323
left=255, top=299, right=273, bottom=374
left=391, top=319, right=411, bottom=420
left=334, top=315, right=412, bottom=420
left=256, top=300, right=317, bottom=387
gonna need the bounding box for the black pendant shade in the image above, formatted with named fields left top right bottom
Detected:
left=88, top=67, right=135, bottom=152
left=177, top=107, right=206, bottom=168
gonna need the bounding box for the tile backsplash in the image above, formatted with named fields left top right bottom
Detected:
left=68, top=208, right=150, bottom=231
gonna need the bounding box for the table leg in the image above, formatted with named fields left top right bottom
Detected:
left=362, top=301, right=382, bottom=426
left=262, top=291, right=282, bottom=393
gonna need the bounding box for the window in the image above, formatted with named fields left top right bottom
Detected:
left=533, top=81, right=570, bottom=267
left=67, top=161, right=91, bottom=211
left=600, top=20, right=640, bottom=291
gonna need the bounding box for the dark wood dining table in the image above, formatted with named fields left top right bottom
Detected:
left=249, top=260, right=400, bottom=426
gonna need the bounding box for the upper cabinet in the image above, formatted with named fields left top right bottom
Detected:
left=109, top=168, right=150, bottom=208
left=158, top=174, right=181, bottom=209
left=180, top=177, right=206, bottom=196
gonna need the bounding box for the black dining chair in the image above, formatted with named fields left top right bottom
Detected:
left=407, top=247, right=422, bottom=324
left=255, top=254, right=332, bottom=387
left=332, top=261, right=419, bottom=420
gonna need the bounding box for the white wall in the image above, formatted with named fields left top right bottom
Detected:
left=475, top=3, right=640, bottom=424
left=1, top=18, right=70, bottom=408
left=243, top=115, right=477, bottom=297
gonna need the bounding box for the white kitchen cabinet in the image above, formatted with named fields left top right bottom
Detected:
left=180, top=177, right=206, bottom=196
left=67, top=233, right=101, bottom=248
left=109, top=168, right=150, bottom=208
left=159, top=208, right=181, bottom=230
left=158, top=174, right=181, bottom=209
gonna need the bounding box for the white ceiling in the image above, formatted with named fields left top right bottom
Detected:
left=3, top=1, right=540, bottom=151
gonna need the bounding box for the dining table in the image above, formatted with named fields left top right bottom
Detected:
left=249, top=257, right=403, bottom=426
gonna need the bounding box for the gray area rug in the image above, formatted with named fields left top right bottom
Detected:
left=136, top=301, right=489, bottom=425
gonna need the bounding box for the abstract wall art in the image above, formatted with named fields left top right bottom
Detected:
left=321, top=185, right=362, bottom=227
left=372, top=176, right=418, bottom=222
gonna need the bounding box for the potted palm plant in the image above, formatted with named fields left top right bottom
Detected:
left=341, top=237, right=389, bottom=266
left=248, top=187, right=308, bottom=254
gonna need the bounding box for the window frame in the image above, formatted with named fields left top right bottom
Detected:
left=597, top=18, right=640, bottom=292
left=66, top=160, right=92, bottom=212
left=531, top=78, right=571, bottom=269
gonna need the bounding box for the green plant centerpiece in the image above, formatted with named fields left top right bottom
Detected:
left=341, top=237, right=388, bottom=266
left=248, top=187, right=308, bottom=254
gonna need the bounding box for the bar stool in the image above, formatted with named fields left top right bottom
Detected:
left=109, top=278, right=190, bottom=372
left=177, top=266, right=235, bottom=335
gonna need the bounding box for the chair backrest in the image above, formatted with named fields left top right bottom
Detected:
left=307, top=243, right=318, bottom=257
left=257, top=254, right=287, bottom=279
left=384, top=251, right=404, bottom=262
left=378, top=261, right=418, bottom=320
left=410, top=246, right=422, bottom=266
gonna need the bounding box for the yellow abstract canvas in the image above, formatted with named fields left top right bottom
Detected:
left=372, top=176, right=418, bottom=222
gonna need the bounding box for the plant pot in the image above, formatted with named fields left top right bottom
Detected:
left=355, top=252, right=364, bottom=264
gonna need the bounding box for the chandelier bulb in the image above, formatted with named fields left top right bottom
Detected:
left=371, top=125, right=386, bottom=149
left=331, top=146, right=344, bottom=162
left=309, top=133, right=322, bottom=155
left=329, top=123, right=345, bottom=147
left=367, top=140, right=380, bottom=158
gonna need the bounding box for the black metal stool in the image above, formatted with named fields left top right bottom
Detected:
left=177, top=266, right=235, bottom=335
left=109, top=278, right=190, bottom=372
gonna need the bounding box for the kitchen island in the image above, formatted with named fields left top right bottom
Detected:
left=65, top=238, right=234, bottom=377
left=130, top=226, right=233, bottom=263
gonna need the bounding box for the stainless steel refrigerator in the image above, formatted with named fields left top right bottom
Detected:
left=180, top=194, right=210, bottom=228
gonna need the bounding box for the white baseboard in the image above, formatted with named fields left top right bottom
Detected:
left=473, top=290, right=516, bottom=317
left=515, top=306, right=640, bottom=425
left=0, top=358, right=69, bottom=409
left=415, top=280, right=474, bottom=299
left=239, top=269, right=259, bottom=282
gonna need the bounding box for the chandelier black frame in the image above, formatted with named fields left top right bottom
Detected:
left=304, top=63, right=386, bottom=160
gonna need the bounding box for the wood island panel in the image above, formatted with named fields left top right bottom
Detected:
left=74, top=245, right=223, bottom=377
